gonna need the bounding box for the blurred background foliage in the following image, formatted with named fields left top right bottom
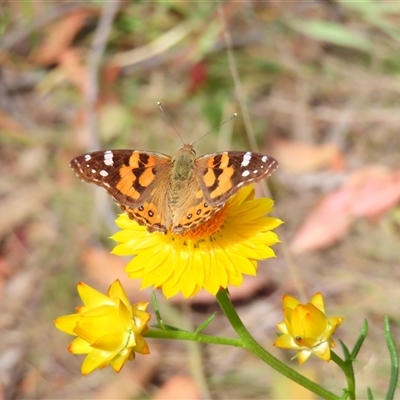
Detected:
left=0, top=1, right=400, bottom=399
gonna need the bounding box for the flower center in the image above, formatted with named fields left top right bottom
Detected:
left=177, top=205, right=229, bottom=241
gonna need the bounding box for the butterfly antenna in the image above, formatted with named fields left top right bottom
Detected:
left=158, top=102, right=185, bottom=144
left=192, top=113, right=237, bottom=145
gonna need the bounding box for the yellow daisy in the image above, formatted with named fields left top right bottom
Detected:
left=111, top=185, right=282, bottom=298
left=274, top=292, right=344, bottom=365
left=54, top=280, right=150, bottom=375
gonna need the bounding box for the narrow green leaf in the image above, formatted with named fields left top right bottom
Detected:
left=338, top=339, right=351, bottom=359
left=287, top=20, right=372, bottom=52
left=151, top=291, right=167, bottom=330
left=151, top=323, right=189, bottom=332
left=367, top=387, right=374, bottom=400
left=339, top=390, right=349, bottom=400
left=195, top=312, right=217, bottom=334
left=384, top=316, right=399, bottom=400
left=351, top=319, right=368, bottom=360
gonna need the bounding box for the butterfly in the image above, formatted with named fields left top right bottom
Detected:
left=70, top=143, right=278, bottom=235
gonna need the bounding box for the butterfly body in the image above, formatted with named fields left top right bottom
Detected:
left=70, top=143, right=278, bottom=234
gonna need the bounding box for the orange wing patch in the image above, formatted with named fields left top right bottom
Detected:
left=203, top=153, right=233, bottom=190
left=138, top=165, right=156, bottom=187
left=209, top=166, right=234, bottom=199
left=203, top=168, right=216, bottom=188
left=116, top=165, right=141, bottom=200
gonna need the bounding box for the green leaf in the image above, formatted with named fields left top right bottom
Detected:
left=195, top=312, right=217, bottom=334
left=151, top=291, right=167, bottom=330
left=287, top=20, right=372, bottom=52
left=340, top=390, right=349, bottom=400
left=150, top=323, right=188, bottom=332
left=351, top=319, right=368, bottom=360
left=338, top=339, right=351, bottom=359
left=384, top=316, right=399, bottom=400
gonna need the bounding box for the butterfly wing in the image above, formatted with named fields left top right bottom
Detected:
left=195, top=151, right=278, bottom=205
left=171, top=151, right=278, bottom=234
left=168, top=177, right=223, bottom=234
left=70, top=150, right=173, bottom=232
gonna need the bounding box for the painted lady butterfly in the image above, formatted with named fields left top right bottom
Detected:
left=70, top=143, right=278, bottom=234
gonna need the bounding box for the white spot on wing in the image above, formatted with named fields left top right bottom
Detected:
left=242, top=170, right=250, bottom=177
left=253, top=169, right=258, bottom=174
left=104, top=150, right=114, bottom=166
left=91, top=169, right=96, bottom=173
left=241, top=152, right=252, bottom=167
left=100, top=170, right=108, bottom=177
left=85, top=154, right=91, bottom=161
left=262, top=155, right=268, bottom=162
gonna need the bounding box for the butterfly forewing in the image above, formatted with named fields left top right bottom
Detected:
left=195, top=151, right=278, bottom=205
left=70, top=149, right=172, bottom=208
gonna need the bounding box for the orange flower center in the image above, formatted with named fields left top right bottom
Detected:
left=176, top=205, right=229, bottom=241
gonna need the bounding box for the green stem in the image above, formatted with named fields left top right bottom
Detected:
left=145, top=328, right=244, bottom=347
left=216, top=289, right=340, bottom=400
left=331, top=351, right=355, bottom=400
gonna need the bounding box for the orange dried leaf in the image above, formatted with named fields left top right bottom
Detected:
left=346, top=166, right=400, bottom=219
left=30, top=8, right=97, bottom=66
left=154, top=376, right=201, bottom=400
left=59, top=48, right=87, bottom=94
left=290, top=186, right=353, bottom=254
left=290, top=165, right=400, bottom=253
left=269, top=138, right=344, bottom=173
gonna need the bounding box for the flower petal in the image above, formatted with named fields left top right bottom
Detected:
left=77, top=281, right=113, bottom=307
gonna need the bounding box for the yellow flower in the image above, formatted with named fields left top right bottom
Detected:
left=274, top=292, right=343, bottom=365
left=54, top=280, right=150, bottom=375
left=111, top=185, right=282, bottom=299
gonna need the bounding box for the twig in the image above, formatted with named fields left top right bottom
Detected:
left=86, top=0, right=120, bottom=152
left=86, top=1, right=120, bottom=231
left=217, top=4, right=257, bottom=152
left=218, top=4, right=305, bottom=302
left=218, top=3, right=273, bottom=200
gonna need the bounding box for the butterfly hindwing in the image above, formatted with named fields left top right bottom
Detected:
left=195, top=151, right=278, bottom=205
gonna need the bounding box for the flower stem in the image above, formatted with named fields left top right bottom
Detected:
left=145, top=328, right=244, bottom=348
left=330, top=351, right=355, bottom=400
left=216, top=289, right=340, bottom=400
